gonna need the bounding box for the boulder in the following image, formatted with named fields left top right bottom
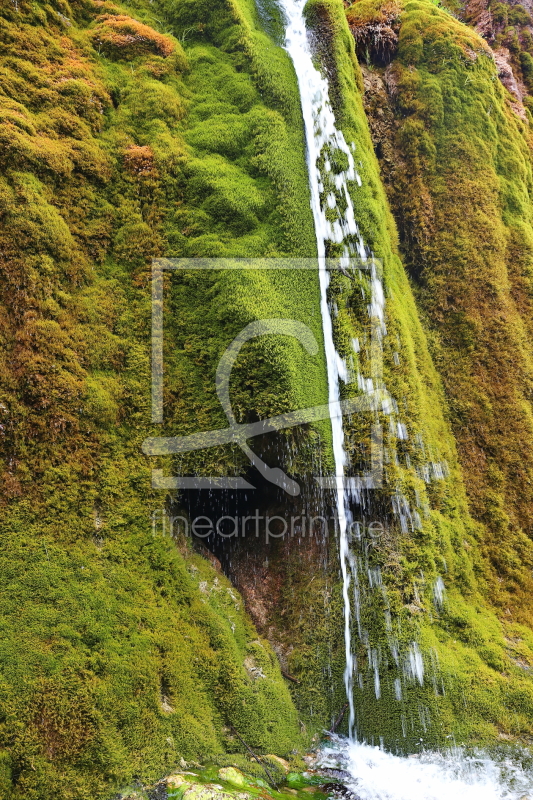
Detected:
left=180, top=783, right=250, bottom=800
left=167, top=774, right=189, bottom=789
left=217, top=767, right=247, bottom=787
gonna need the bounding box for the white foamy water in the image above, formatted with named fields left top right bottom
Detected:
left=278, top=0, right=366, bottom=738
left=278, top=0, right=426, bottom=737
left=320, top=738, right=533, bottom=800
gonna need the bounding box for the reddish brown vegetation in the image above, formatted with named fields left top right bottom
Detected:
left=123, top=144, right=157, bottom=176
left=91, top=14, right=175, bottom=59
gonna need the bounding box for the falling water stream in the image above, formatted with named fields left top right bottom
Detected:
left=277, top=0, right=533, bottom=796
left=277, top=6, right=435, bottom=729
left=277, top=0, right=369, bottom=741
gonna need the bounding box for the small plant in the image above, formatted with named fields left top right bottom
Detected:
left=490, top=1, right=508, bottom=25
left=508, top=3, right=532, bottom=26
left=179, top=23, right=205, bottom=42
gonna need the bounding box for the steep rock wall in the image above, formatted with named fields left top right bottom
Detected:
left=297, top=0, right=533, bottom=749
left=3, top=0, right=533, bottom=794
left=0, top=0, right=323, bottom=796
left=342, top=0, right=533, bottom=745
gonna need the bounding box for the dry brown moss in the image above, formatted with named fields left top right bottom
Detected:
left=346, top=0, right=401, bottom=64
left=90, top=14, right=176, bottom=59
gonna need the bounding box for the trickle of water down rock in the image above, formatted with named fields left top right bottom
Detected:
left=277, top=2, right=533, bottom=796
left=278, top=0, right=422, bottom=740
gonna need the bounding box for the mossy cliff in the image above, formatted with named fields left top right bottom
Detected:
left=349, top=0, right=533, bottom=627
left=0, top=0, right=327, bottom=797
left=3, top=0, right=533, bottom=794
left=338, top=0, right=533, bottom=745
left=273, top=0, right=533, bottom=751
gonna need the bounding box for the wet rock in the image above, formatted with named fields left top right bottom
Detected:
left=463, top=0, right=494, bottom=37
left=181, top=784, right=250, bottom=800
left=316, top=769, right=352, bottom=781
left=166, top=774, right=189, bottom=789
left=493, top=47, right=523, bottom=99
left=160, top=695, right=174, bottom=713
left=243, top=656, right=265, bottom=680
left=493, top=48, right=528, bottom=119
left=321, top=783, right=362, bottom=800
left=218, top=767, right=247, bottom=787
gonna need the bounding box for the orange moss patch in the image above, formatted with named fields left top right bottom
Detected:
left=346, top=0, right=401, bottom=29
left=91, top=0, right=121, bottom=10
left=123, top=144, right=157, bottom=176
left=91, top=14, right=175, bottom=59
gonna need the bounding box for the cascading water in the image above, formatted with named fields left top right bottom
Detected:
left=319, top=736, right=533, bottom=800
left=277, top=0, right=367, bottom=739
left=277, top=0, right=424, bottom=740
left=276, top=1, right=533, bottom=796
left=278, top=0, right=449, bottom=743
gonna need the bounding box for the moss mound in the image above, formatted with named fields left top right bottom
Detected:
left=91, top=14, right=178, bottom=60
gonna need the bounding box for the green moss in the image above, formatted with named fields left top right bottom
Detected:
left=4, top=0, right=533, bottom=789
left=0, top=0, right=320, bottom=797
left=520, top=50, right=533, bottom=91
left=341, top=0, right=533, bottom=747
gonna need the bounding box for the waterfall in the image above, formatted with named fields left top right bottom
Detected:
left=319, top=737, right=533, bottom=800
left=278, top=0, right=444, bottom=744
left=275, top=4, right=533, bottom=795
left=278, top=0, right=366, bottom=738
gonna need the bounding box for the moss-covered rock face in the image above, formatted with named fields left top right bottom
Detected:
left=347, top=0, right=533, bottom=620
left=277, top=0, right=533, bottom=751
left=4, top=0, right=533, bottom=790
left=0, top=0, right=326, bottom=796
left=340, top=0, right=533, bottom=748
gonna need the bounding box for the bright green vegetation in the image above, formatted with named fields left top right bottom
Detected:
left=340, top=0, right=533, bottom=747
left=122, top=760, right=329, bottom=800
left=0, top=525, right=302, bottom=798
left=165, top=765, right=328, bottom=800
left=0, top=0, right=332, bottom=797
left=3, top=0, right=533, bottom=793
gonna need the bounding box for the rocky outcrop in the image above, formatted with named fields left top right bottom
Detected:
left=493, top=46, right=528, bottom=117
left=346, top=0, right=401, bottom=63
